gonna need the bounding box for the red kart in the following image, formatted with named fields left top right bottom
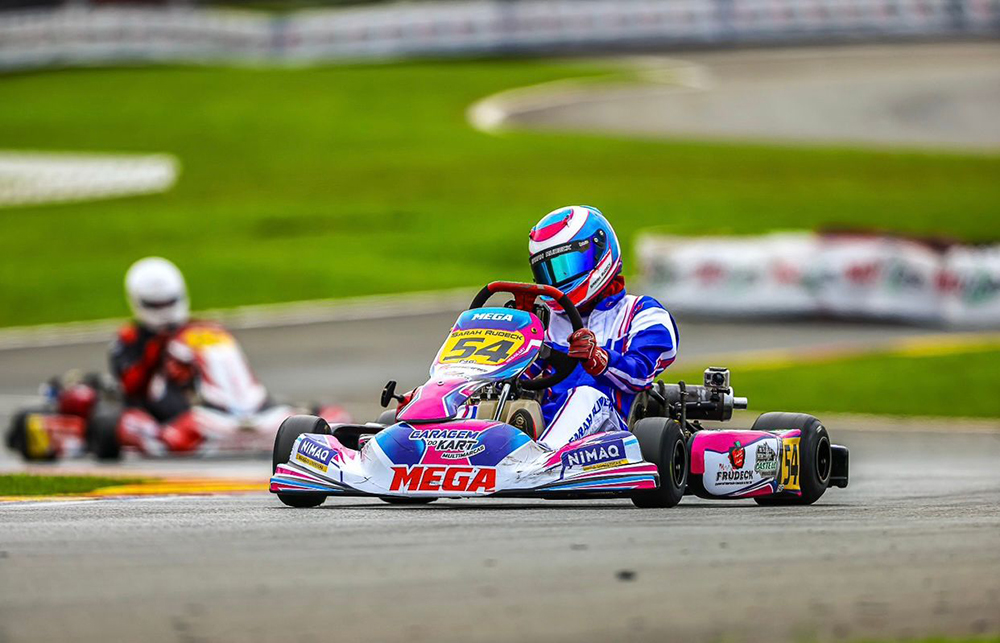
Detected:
left=6, top=322, right=349, bottom=461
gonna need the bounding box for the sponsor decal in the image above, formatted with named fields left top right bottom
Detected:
left=755, top=442, right=778, bottom=477
left=389, top=466, right=496, bottom=493
left=410, top=428, right=485, bottom=458
left=567, top=396, right=615, bottom=443
left=716, top=468, right=754, bottom=484
left=296, top=437, right=333, bottom=472
left=532, top=243, right=574, bottom=263
left=728, top=441, right=746, bottom=469
left=562, top=438, right=626, bottom=471
left=471, top=312, right=514, bottom=322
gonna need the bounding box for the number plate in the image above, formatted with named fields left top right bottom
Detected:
left=780, top=437, right=801, bottom=491
left=438, top=329, right=526, bottom=366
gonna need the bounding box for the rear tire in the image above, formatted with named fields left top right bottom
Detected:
left=630, top=418, right=688, bottom=508
left=751, top=412, right=831, bottom=506
left=7, top=409, right=56, bottom=462
left=375, top=409, right=397, bottom=426
left=89, top=406, right=122, bottom=461
left=272, top=415, right=331, bottom=508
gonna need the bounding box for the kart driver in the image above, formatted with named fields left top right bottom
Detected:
left=526, top=206, right=678, bottom=449
left=110, top=257, right=195, bottom=421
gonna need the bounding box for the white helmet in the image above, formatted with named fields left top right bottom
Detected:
left=124, top=257, right=190, bottom=331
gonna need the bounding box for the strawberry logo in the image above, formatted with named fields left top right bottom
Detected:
left=728, top=441, right=745, bottom=469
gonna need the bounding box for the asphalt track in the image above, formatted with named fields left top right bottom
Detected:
left=495, top=42, right=1000, bottom=150
left=1, top=427, right=999, bottom=643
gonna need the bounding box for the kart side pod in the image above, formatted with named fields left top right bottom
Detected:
left=686, top=413, right=849, bottom=505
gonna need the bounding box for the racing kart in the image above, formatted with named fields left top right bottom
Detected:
left=270, top=282, right=849, bottom=508
left=6, top=321, right=350, bottom=461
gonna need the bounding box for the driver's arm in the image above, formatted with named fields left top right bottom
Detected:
left=110, top=325, right=166, bottom=398
left=589, top=298, right=678, bottom=392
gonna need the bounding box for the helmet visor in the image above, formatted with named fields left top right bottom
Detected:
left=530, top=240, right=597, bottom=288
left=140, top=297, right=180, bottom=310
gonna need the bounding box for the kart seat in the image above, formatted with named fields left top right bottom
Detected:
left=477, top=399, right=544, bottom=441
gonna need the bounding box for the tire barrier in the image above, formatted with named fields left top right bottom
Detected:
left=1, top=0, right=997, bottom=71
left=638, top=231, right=1000, bottom=327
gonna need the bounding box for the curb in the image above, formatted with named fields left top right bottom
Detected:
left=0, top=477, right=265, bottom=504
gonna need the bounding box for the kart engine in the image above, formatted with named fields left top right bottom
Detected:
left=651, top=367, right=748, bottom=423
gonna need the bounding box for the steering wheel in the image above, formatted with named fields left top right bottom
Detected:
left=469, top=281, right=584, bottom=391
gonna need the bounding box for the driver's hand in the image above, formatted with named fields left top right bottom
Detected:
left=568, top=329, right=609, bottom=376
left=164, top=357, right=195, bottom=386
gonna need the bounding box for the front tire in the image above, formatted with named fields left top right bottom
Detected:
left=630, top=418, right=688, bottom=508
left=273, top=415, right=331, bottom=508
left=375, top=409, right=397, bottom=426
left=751, top=412, right=831, bottom=506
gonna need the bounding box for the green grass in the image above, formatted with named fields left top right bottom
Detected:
left=1, top=61, right=999, bottom=326
left=0, top=473, right=149, bottom=496
left=667, top=346, right=1000, bottom=419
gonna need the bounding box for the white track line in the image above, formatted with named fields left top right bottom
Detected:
left=0, top=151, right=179, bottom=207
left=467, top=57, right=711, bottom=134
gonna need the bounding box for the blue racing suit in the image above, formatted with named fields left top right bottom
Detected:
left=527, top=291, right=678, bottom=448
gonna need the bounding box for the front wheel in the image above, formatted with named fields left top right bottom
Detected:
left=272, top=415, right=331, bottom=508
left=630, top=418, right=688, bottom=508
left=751, top=412, right=831, bottom=506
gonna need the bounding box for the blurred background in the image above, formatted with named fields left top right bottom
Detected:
left=1, top=0, right=997, bottom=423
left=1, top=3, right=999, bottom=643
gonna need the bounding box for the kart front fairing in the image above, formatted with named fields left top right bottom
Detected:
left=270, top=423, right=658, bottom=498
left=394, top=307, right=545, bottom=423
left=271, top=307, right=660, bottom=498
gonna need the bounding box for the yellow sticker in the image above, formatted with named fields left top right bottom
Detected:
left=296, top=452, right=329, bottom=472
left=25, top=414, right=51, bottom=459
left=438, top=329, right=526, bottom=366
left=179, top=327, right=233, bottom=350
left=780, top=437, right=801, bottom=492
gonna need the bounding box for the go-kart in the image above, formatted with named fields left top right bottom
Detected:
left=6, top=321, right=350, bottom=461
left=269, top=282, right=849, bottom=508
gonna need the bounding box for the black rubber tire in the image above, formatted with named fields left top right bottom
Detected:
left=375, top=409, right=397, bottom=426
left=5, top=411, right=23, bottom=452
left=630, top=417, right=688, bottom=508
left=272, top=415, right=331, bottom=508
left=379, top=497, right=437, bottom=505
left=751, top=412, right=831, bottom=506
left=89, top=406, right=122, bottom=461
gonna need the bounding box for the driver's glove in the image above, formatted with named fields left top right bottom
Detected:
left=568, top=329, right=609, bottom=377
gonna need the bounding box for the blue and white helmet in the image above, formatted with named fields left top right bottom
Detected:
left=528, top=205, right=622, bottom=309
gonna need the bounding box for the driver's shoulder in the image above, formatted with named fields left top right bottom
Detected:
left=630, top=293, right=668, bottom=313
